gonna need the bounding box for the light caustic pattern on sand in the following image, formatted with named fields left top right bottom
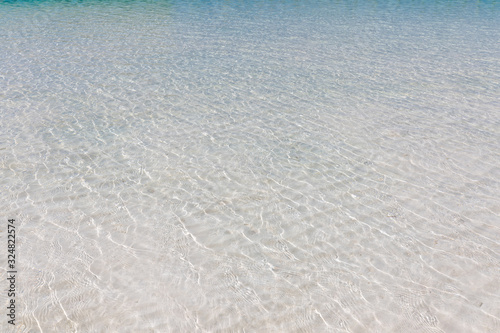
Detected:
left=0, top=0, right=499, bottom=332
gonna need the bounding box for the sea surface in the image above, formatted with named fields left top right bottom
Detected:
left=1, top=0, right=499, bottom=332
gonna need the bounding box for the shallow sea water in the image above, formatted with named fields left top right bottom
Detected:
left=1, top=0, right=500, bottom=332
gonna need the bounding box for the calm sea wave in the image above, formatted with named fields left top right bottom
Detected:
left=1, top=0, right=499, bottom=332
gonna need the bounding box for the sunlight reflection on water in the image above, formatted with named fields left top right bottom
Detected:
left=1, top=0, right=499, bottom=332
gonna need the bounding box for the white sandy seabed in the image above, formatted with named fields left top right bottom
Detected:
left=0, top=1, right=499, bottom=332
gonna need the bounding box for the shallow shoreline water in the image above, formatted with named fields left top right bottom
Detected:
left=1, top=0, right=499, bottom=332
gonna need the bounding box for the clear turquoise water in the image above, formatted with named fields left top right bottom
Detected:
left=1, top=1, right=499, bottom=332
